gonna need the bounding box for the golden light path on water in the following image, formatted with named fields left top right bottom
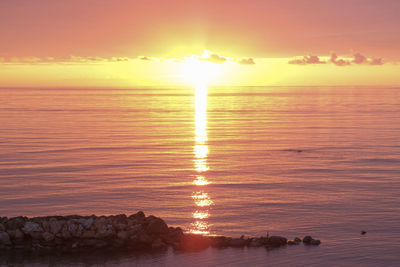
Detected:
left=190, top=84, right=213, bottom=235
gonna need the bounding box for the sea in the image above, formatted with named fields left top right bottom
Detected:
left=0, top=86, right=399, bottom=266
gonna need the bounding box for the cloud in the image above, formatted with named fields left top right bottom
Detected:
left=0, top=51, right=258, bottom=67
left=69, top=56, right=108, bottom=63
left=111, top=57, right=130, bottom=62
left=0, top=55, right=136, bottom=64
left=288, top=55, right=326, bottom=65
left=352, top=53, right=385, bottom=65
left=369, top=57, right=384, bottom=65
left=289, top=52, right=385, bottom=66
left=352, top=52, right=367, bottom=64
left=330, top=53, right=351, bottom=66
left=139, top=56, right=153, bottom=61
left=238, top=58, right=255, bottom=65
left=199, top=51, right=227, bottom=64
left=352, top=53, right=385, bottom=66
left=9, top=57, right=44, bottom=63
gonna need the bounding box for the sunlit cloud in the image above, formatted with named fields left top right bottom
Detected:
left=69, top=56, right=109, bottom=63
left=330, top=53, right=351, bottom=66
left=238, top=58, right=256, bottom=65
left=351, top=52, right=384, bottom=65
left=289, top=52, right=386, bottom=66
left=198, top=50, right=228, bottom=64
left=138, top=56, right=160, bottom=61
left=9, top=57, right=47, bottom=64
left=288, top=55, right=326, bottom=65
left=0, top=50, right=257, bottom=68
left=370, top=57, right=384, bottom=65
left=111, top=57, right=130, bottom=62
left=352, top=52, right=367, bottom=64
left=0, top=56, right=133, bottom=64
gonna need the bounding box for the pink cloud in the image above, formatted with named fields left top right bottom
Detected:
left=369, top=57, right=384, bottom=65
left=352, top=52, right=367, bottom=64
left=330, top=53, right=351, bottom=66
left=290, top=52, right=385, bottom=66
left=288, top=55, right=326, bottom=65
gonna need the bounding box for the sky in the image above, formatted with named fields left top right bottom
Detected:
left=1, top=0, right=400, bottom=87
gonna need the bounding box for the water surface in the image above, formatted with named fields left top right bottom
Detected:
left=0, top=86, right=399, bottom=266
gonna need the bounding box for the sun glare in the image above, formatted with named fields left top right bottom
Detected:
left=183, top=54, right=222, bottom=86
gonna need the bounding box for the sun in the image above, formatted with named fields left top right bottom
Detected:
left=182, top=53, right=223, bottom=86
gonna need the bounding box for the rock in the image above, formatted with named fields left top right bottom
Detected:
left=117, top=231, right=129, bottom=240
left=361, top=230, right=366, bottom=235
left=310, top=239, right=321, bottom=245
left=111, top=214, right=127, bottom=226
left=49, top=219, right=64, bottom=235
left=152, top=238, right=167, bottom=250
left=130, top=211, right=145, bottom=220
left=22, top=222, right=43, bottom=239
left=67, top=222, right=84, bottom=237
left=146, top=217, right=169, bottom=234
left=128, top=211, right=146, bottom=225
left=229, top=238, right=247, bottom=247
left=165, top=227, right=183, bottom=244
left=210, top=236, right=229, bottom=248
left=75, top=218, right=94, bottom=229
left=129, top=224, right=143, bottom=233
left=94, top=217, right=107, bottom=230
left=5, top=217, right=26, bottom=230
left=115, top=223, right=127, bottom=231
left=95, top=224, right=115, bottom=239
left=41, top=220, right=50, bottom=232
left=60, top=225, right=72, bottom=240
left=267, top=236, right=287, bottom=247
left=137, top=231, right=153, bottom=245
left=0, top=232, right=11, bottom=245
left=294, top=237, right=302, bottom=243
left=0, top=213, right=306, bottom=254
left=303, top=236, right=313, bottom=244
left=248, top=238, right=263, bottom=247
left=22, top=222, right=42, bottom=233
left=81, top=230, right=96, bottom=239
left=7, top=229, right=24, bottom=240
left=15, top=229, right=25, bottom=240
left=42, top=232, right=55, bottom=242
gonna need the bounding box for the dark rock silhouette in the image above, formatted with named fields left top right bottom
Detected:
left=0, top=213, right=322, bottom=253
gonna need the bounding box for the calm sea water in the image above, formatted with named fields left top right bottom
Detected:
left=0, top=86, right=399, bottom=266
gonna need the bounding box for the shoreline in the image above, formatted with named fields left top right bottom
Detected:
left=0, top=212, right=320, bottom=253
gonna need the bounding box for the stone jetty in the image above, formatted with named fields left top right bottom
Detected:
left=0, top=212, right=321, bottom=253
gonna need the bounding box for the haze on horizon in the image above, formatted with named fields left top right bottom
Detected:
left=1, top=0, right=400, bottom=87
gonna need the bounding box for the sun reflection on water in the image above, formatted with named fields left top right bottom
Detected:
left=190, top=84, right=213, bottom=235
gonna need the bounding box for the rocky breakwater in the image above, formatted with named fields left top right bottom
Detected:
left=0, top=212, right=321, bottom=253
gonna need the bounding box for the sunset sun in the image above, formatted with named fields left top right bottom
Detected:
left=182, top=52, right=224, bottom=86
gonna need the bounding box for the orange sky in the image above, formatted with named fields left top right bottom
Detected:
left=1, top=0, right=400, bottom=87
